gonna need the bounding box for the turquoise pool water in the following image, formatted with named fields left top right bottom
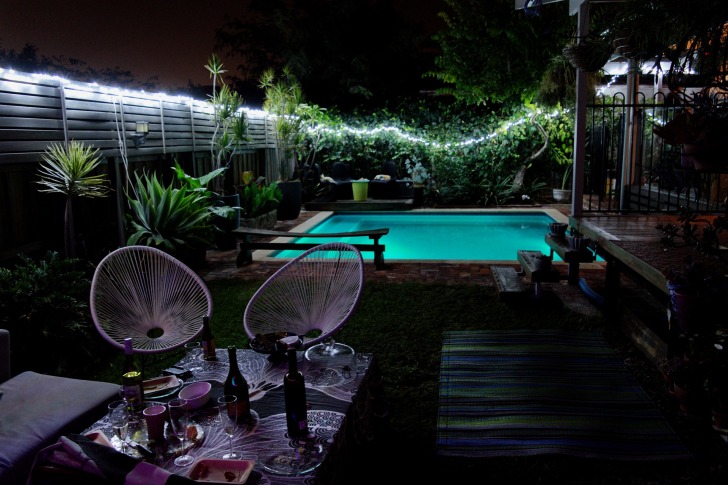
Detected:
left=273, top=211, right=567, bottom=262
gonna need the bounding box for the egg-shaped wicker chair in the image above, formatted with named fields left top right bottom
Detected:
left=243, top=242, right=364, bottom=353
left=90, top=245, right=212, bottom=354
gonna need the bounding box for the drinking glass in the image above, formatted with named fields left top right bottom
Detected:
left=107, top=400, right=130, bottom=454
left=184, top=341, right=203, bottom=373
left=168, top=398, right=195, bottom=466
left=217, top=395, right=240, bottom=459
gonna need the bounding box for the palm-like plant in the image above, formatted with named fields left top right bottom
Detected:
left=126, top=171, right=215, bottom=254
left=259, top=66, right=309, bottom=180
left=205, top=54, right=249, bottom=192
left=36, top=140, right=110, bottom=258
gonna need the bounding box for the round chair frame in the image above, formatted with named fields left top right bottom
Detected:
left=243, top=242, right=365, bottom=350
left=90, top=245, right=212, bottom=354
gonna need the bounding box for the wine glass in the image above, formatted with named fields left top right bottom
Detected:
left=184, top=341, right=203, bottom=374
left=168, top=398, right=195, bottom=466
left=217, top=395, right=240, bottom=459
left=108, top=400, right=130, bottom=454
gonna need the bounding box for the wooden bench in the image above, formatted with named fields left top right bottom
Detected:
left=232, top=227, right=389, bottom=270
left=491, top=265, right=528, bottom=302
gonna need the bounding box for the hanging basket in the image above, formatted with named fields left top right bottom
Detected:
left=562, top=38, right=613, bottom=72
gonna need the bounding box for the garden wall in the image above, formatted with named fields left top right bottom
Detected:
left=0, top=68, right=282, bottom=262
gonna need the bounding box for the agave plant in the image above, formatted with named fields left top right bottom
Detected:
left=36, top=140, right=110, bottom=258
left=126, top=171, right=215, bottom=255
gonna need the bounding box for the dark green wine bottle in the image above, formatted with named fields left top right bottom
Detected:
left=224, top=346, right=251, bottom=422
left=283, top=340, right=308, bottom=437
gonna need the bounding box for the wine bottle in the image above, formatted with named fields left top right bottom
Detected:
left=283, top=338, right=308, bottom=437
left=123, top=337, right=142, bottom=378
left=201, top=315, right=217, bottom=361
left=122, top=338, right=144, bottom=412
left=224, top=346, right=251, bottom=422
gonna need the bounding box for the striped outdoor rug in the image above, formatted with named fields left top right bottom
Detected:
left=436, top=329, right=692, bottom=460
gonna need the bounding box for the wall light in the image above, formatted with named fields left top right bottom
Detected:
left=130, top=121, right=149, bottom=147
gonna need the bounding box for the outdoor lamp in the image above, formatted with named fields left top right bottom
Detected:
left=130, top=121, right=149, bottom=147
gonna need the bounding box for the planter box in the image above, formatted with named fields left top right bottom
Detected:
left=240, top=209, right=278, bottom=230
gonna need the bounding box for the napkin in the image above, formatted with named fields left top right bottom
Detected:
left=27, top=434, right=195, bottom=485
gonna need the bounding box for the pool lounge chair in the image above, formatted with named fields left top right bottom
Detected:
left=321, top=161, right=354, bottom=200
left=369, top=160, right=414, bottom=199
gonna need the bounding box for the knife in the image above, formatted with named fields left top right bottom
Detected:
left=127, top=439, right=155, bottom=458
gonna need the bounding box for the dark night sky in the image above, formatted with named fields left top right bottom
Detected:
left=1, top=0, right=443, bottom=95
left=1, top=0, right=250, bottom=93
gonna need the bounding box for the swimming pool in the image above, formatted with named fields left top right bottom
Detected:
left=269, top=209, right=571, bottom=262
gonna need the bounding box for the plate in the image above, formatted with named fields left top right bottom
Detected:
left=257, top=447, right=322, bottom=476
left=189, top=458, right=255, bottom=484
left=249, top=332, right=297, bottom=354
left=144, top=376, right=183, bottom=399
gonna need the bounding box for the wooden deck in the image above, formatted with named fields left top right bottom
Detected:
left=569, top=214, right=680, bottom=296
left=571, top=213, right=727, bottom=294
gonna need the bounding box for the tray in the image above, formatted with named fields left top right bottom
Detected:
left=189, top=458, right=255, bottom=483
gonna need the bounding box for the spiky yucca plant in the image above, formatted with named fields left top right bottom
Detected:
left=36, top=140, right=110, bottom=257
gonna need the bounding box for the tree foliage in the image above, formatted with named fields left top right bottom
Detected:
left=214, top=0, right=440, bottom=110
left=0, top=42, right=159, bottom=91
left=429, top=0, right=574, bottom=107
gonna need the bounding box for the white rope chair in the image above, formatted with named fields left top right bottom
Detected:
left=243, top=242, right=364, bottom=350
left=90, top=246, right=212, bottom=354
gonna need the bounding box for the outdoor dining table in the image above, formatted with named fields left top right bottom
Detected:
left=83, top=346, right=385, bottom=484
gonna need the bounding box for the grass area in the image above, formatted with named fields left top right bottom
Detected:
left=86, top=279, right=728, bottom=483
left=91, top=278, right=604, bottom=451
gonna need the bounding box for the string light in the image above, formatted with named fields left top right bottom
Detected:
left=0, top=66, right=568, bottom=149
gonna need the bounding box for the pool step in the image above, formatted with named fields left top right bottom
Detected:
left=491, top=266, right=528, bottom=301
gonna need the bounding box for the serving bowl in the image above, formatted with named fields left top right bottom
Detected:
left=179, top=381, right=212, bottom=410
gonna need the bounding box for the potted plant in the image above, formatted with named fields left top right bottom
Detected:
left=35, top=140, right=111, bottom=258
left=663, top=256, right=728, bottom=334
left=652, top=88, right=728, bottom=171
left=236, top=172, right=283, bottom=230
left=126, top=171, right=215, bottom=269
left=604, top=1, right=728, bottom=169
left=259, top=67, right=323, bottom=220
left=656, top=206, right=728, bottom=257
left=552, top=163, right=573, bottom=203
left=171, top=160, right=241, bottom=250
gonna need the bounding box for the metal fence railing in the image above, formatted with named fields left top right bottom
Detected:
left=583, top=92, right=727, bottom=214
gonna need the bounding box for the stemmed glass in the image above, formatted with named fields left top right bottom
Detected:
left=168, top=398, right=195, bottom=466
left=217, top=395, right=240, bottom=459
left=184, top=341, right=203, bottom=374
left=108, top=400, right=130, bottom=455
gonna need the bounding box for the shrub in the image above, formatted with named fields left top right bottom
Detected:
left=0, top=251, right=97, bottom=376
